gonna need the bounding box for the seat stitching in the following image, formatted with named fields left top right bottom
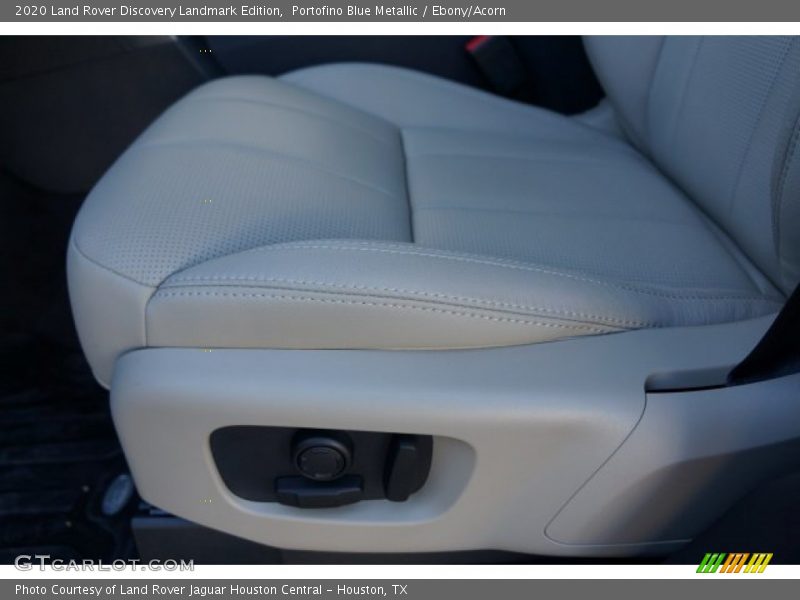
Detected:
left=684, top=197, right=780, bottom=297
left=70, top=238, right=156, bottom=346
left=404, top=129, right=624, bottom=149
left=413, top=206, right=700, bottom=227
left=404, top=152, right=639, bottom=166
left=643, top=36, right=668, bottom=145
left=151, top=290, right=615, bottom=333
left=187, top=95, right=395, bottom=146
left=160, top=276, right=656, bottom=327
left=774, top=106, right=800, bottom=269
left=326, top=64, right=607, bottom=137
left=294, top=64, right=554, bottom=122
left=132, top=139, right=400, bottom=201
left=399, top=129, right=415, bottom=243
left=727, top=40, right=792, bottom=215
left=213, top=242, right=783, bottom=303
left=71, top=236, right=155, bottom=288
left=665, top=37, right=705, bottom=150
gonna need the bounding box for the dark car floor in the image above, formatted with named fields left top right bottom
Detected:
left=1, top=168, right=799, bottom=565
left=0, top=171, right=138, bottom=563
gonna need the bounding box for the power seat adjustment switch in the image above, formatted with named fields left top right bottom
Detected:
left=293, top=436, right=351, bottom=481
left=276, top=430, right=432, bottom=509
left=209, top=426, right=433, bottom=510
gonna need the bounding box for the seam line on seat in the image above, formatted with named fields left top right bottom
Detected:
left=187, top=95, right=395, bottom=147
left=399, top=129, right=415, bottom=243
left=71, top=236, right=156, bottom=289
left=151, top=290, right=615, bottom=333
left=213, top=242, right=784, bottom=303
left=320, top=64, right=607, bottom=136
left=160, top=276, right=656, bottom=327
left=727, top=40, right=792, bottom=215
left=774, top=98, right=800, bottom=269
left=132, top=139, right=401, bottom=201
left=641, top=36, right=668, bottom=146
left=413, top=205, right=700, bottom=227
left=404, top=152, right=639, bottom=167
left=70, top=237, right=156, bottom=346
left=665, top=37, right=705, bottom=150
left=401, top=127, right=634, bottom=152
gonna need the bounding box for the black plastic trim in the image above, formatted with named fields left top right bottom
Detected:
left=728, top=283, right=800, bottom=386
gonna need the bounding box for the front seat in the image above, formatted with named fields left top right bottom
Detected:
left=67, top=37, right=800, bottom=556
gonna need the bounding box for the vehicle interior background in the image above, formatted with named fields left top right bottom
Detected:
left=1, top=35, right=799, bottom=564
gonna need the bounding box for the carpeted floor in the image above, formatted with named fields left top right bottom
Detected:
left=0, top=171, right=138, bottom=563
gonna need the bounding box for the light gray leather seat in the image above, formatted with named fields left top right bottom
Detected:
left=69, top=36, right=800, bottom=386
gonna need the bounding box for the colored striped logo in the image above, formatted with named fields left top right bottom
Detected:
left=697, top=553, right=773, bottom=573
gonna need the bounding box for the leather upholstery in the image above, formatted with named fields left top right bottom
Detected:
left=69, top=38, right=797, bottom=386
left=586, top=36, right=800, bottom=292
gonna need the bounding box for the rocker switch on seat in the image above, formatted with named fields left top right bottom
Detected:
left=383, top=435, right=433, bottom=502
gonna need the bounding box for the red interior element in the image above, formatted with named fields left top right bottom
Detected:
left=465, top=36, right=492, bottom=53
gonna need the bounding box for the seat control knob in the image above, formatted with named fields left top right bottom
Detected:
left=292, top=436, right=351, bottom=482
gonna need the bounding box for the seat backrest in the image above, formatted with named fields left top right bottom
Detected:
left=584, top=36, right=800, bottom=295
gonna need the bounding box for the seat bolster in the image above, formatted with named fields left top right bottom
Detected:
left=146, top=241, right=782, bottom=352
left=67, top=237, right=155, bottom=387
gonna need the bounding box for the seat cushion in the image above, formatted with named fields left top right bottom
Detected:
left=68, top=65, right=784, bottom=386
